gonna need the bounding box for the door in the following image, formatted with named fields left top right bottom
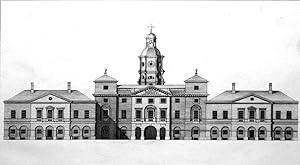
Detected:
left=46, top=130, right=53, bottom=140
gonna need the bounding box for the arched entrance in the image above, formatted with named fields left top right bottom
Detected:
left=144, top=126, right=157, bottom=140
left=160, top=127, right=166, bottom=140
left=135, top=127, right=141, bottom=140
left=101, top=126, right=110, bottom=139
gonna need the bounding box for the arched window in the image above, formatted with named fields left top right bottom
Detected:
left=9, top=126, right=17, bottom=140
left=35, top=126, right=43, bottom=140
left=19, top=126, right=28, bottom=140
left=210, top=127, right=219, bottom=140
left=221, top=126, right=230, bottom=140
left=285, top=127, right=293, bottom=140
left=120, top=126, right=128, bottom=139
left=258, top=126, right=267, bottom=140
left=144, top=105, right=156, bottom=122
left=82, top=126, right=91, bottom=139
left=173, top=127, right=181, bottom=140
left=45, top=126, right=54, bottom=140
left=56, top=126, right=65, bottom=140
left=191, top=126, right=200, bottom=140
left=72, top=126, right=80, bottom=140
left=237, top=126, right=245, bottom=140
left=248, top=127, right=256, bottom=140
left=190, top=105, right=201, bottom=122
left=274, top=127, right=283, bottom=140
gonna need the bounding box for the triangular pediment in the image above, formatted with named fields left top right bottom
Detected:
left=133, top=86, right=170, bottom=96
left=233, top=94, right=272, bottom=103
left=32, top=93, right=70, bottom=103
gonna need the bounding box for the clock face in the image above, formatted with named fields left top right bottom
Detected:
left=148, top=40, right=153, bottom=44
left=148, top=61, right=155, bottom=67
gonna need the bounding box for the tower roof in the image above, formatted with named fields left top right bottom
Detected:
left=184, top=69, right=208, bottom=83
left=141, top=47, right=161, bottom=57
left=94, top=69, right=118, bottom=83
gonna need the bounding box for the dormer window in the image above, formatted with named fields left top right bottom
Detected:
left=103, top=85, right=109, bottom=90
left=194, top=86, right=199, bottom=90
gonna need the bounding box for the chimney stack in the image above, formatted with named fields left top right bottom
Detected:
left=30, top=82, right=34, bottom=94
left=269, top=83, right=272, bottom=94
left=232, top=83, right=236, bottom=94
left=67, top=82, right=71, bottom=93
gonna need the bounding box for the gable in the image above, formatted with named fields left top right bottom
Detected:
left=234, top=95, right=270, bottom=103
left=134, top=86, right=170, bottom=96
left=32, top=94, right=69, bottom=103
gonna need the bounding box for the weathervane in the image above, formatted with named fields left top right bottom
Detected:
left=104, top=68, right=107, bottom=75
left=147, top=24, right=155, bottom=33
left=195, top=69, right=198, bottom=75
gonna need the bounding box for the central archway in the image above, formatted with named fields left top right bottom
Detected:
left=144, top=126, right=157, bottom=140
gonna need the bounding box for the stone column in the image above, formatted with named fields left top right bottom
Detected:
left=165, top=129, right=170, bottom=140
left=156, top=128, right=160, bottom=140
left=131, top=128, right=136, bottom=140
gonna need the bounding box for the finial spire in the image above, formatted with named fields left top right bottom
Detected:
left=104, top=68, right=107, bottom=75
left=195, top=68, right=198, bottom=75
left=147, top=24, right=155, bottom=33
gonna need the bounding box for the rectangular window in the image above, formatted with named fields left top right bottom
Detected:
left=121, top=110, right=127, bottom=119
left=160, top=98, right=166, bottom=104
left=223, top=111, right=228, bottom=119
left=174, top=130, right=180, bottom=134
left=260, top=109, right=265, bottom=121
left=74, top=110, right=79, bottom=119
left=259, top=130, right=265, bottom=135
left=103, top=85, right=109, bottom=90
left=238, top=130, right=243, bottom=135
left=21, top=110, right=26, bottom=119
left=212, top=130, right=218, bottom=135
left=136, top=110, right=141, bottom=120
left=103, top=98, right=108, bottom=103
left=84, top=130, right=89, bottom=134
left=121, top=98, right=127, bottom=103
left=47, top=110, right=53, bottom=121
left=287, top=111, right=292, bottom=120
left=37, top=110, right=42, bottom=120
left=238, top=110, right=244, bottom=121
left=175, top=98, right=180, bottom=103
left=84, top=110, right=89, bottom=119
left=212, top=111, right=217, bottom=119
left=148, top=98, right=154, bottom=104
left=136, top=98, right=142, bottom=104
left=58, top=109, right=64, bottom=120
left=194, top=98, right=199, bottom=103
left=193, top=110, right=199, bottom=119
left=223, top=130, right=228, bottom=135
left=103, top=110, right=109, bottom=119
left=10, top=129, right=16, bottom=134
left=73, top=130, right=79, bottom=134
left=276, top=111, right=281, bottom=120
left=148, top=111, right=154, bottom=121
left=175, top=111, right=180, bottom=119
left=160, top=109, right=166, bottom=120
left=11, top=110, right=16, bottom=119
left=249, top=110, right=255, bottom=121
left=194, top=86, right=199, bottom=90
left=20, top=129, right=26, bottom=134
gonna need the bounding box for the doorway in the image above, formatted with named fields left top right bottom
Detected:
left=144, top=126, right=157, bottom=140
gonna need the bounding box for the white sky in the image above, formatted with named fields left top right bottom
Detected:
left=1, top=1, right=300, bottom=165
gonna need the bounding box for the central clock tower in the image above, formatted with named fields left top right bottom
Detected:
left=138, top=25, right=165, bottom=85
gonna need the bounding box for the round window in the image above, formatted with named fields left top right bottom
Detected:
left=250, top=97, right=254, bottom=101
left=49, top=97, right=52, bottom=100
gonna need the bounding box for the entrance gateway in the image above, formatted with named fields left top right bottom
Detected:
left=144, top=126, right=157, bottom=140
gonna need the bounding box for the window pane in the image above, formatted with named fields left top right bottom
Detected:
left=121, top=110, right=126, bottom=119
left=121, top=98, right=127, bottom=103
left=58, top=110, right=63, bottom=119
left=11, top=110, right=16, bottom=119
left=161, top=110, right=166, bottom=119
left=37, top=110, right=42, bottom=119
left=249, top=110, right=255, bottom=120
left=287, top=111, right=292, bottom=119
left=175, top=98, right=180, bottom=103
left=22, top=110, right=26, bottom=119
left=103, top=110, right=109, bottom=119
left=47, top=110, right=53, bottom=118
left=238, top=111, right=244, bottom=119
left=212, top=111, right=217, bottom=119
left=74, top=110, right=78, bottom=118
left=260, top=110, right=265, bottom=120
left=175, top=111, right=180, bottom=119
left=193, top=111, right=199, bottom=119
left=136, top=110, right=141, bottom=119
left=223, top=111, right=228, bottom=119
left=276, top=111, right=281, bottom=119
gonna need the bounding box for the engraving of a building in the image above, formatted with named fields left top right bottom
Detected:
left=3, top=28, right=298, bottom=140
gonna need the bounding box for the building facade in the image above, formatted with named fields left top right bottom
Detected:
left=3, top=82, right=96, bottom=140
left=3, top=28, right=298, bottom=140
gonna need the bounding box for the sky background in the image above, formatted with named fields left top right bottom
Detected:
left=1, top=1, right=300, bottom=165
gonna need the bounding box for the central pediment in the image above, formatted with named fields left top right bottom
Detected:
left=133, top=86, right=171, bottom=96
